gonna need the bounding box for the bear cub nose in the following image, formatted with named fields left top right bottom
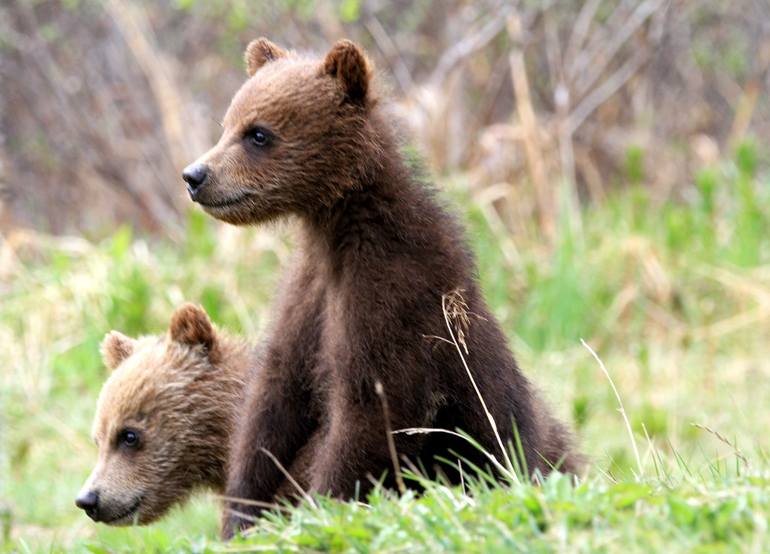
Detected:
left=75, top=489, right=100, bottom=520
left=182, top=163, right=209, bottom=197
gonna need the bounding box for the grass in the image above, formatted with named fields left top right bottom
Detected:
left=1, top=142, right=769, bottom=552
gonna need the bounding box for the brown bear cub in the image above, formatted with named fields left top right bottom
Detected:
left=75, top=304, right=253, bottom=525
left=183, top=38, right=581, bottom=537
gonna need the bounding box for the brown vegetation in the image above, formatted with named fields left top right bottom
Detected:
left=1, top=1, right=768, bottom=237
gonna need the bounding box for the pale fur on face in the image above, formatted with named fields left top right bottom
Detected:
left=77, top=305, right=249, bottom=526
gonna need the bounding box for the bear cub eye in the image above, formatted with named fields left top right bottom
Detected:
left=117, top=428, right=141, bottom=449
left=245, top=127, right=272, bottom=148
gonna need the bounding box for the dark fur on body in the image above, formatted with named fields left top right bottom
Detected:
left=184, top=39, right=581, bottom=538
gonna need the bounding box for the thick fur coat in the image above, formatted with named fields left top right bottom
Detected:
left=76, top=304, right=252, bottom=525
left=183, top=39, right=581, bottom=538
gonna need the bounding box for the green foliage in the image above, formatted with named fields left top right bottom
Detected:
left=632, top=402, right=668, bottom=438
left=223, top=473, right=770, bottom=553
left=12, top=473, right=767, bottom=553
left=338, top=0, right=362, bottom=23
left=624, top=145, right=646, bottom=186
left=696, top=167, right=718, bottom=218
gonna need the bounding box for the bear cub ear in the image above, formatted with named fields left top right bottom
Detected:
left=101, top=331, right=136, bottom=370
left=322, top=39, right=371, bottom=104
left=169, top=303, right=216, bottom=353
left=244, top=37, right=287, bottom=77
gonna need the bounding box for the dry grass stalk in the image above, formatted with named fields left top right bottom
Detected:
left=375, top=380, right=407, bottom=495
left=691, top=423, right=749, bottom=468
left=507, top=14, right=554, bottom=241
left=581, top=338, right=644, bottom=479
left=259, top=447, right=317, bottom=509
left=442, top=289, right=473, bottom=355
left=217, top=495, right=285, bottom=512
left=441, top=289, right=514, bottom=477
left=394, top=427, right=513, bottom=481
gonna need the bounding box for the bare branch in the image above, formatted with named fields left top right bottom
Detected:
left=430, top=5, right=512, bottom=86
left=574, top=0, right=664, bottom=98
left=563, top=0, right=603, bottom=71
left=364, top=16, right=414, bottom=94
left=567, top=51, right=648, bottom=136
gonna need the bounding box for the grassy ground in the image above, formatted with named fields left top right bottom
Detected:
left=1, top=144, right=769, bottom=552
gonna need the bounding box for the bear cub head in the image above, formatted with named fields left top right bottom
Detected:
left=182, top=38, right=378, bottom=226
left=75, top=304, right=246, bottom=526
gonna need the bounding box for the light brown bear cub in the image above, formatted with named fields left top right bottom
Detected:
left=75, top=304, right=253, bottom=525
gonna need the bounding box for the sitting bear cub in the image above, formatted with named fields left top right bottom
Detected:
left=183, top=38, right=582, bottom=537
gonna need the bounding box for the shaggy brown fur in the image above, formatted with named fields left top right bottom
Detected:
left=75, top=304, right=254, bottom=525
left=183, top=38, right=581, bottom=538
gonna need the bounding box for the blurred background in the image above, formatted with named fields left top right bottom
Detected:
left=1, top=0, right=769, bottom=550
left=2, top=0, right=769, bottom=236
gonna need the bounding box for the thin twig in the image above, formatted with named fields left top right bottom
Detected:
left=563, top=0, right=603, bottom=71
left=430, top=5, right=511, bottom=86
left=567, top=52, right=648, bottom=135
left=375, top=380, right=407, bottom=494
left=421, top=334, right=455, bottom=347
left=573, top=0, right=663, bottom=97
left=259, top=447, right=317, bottom=508
left=364, top=16, right=414, bottom=94
left=216, top=495, right=285, bottom=511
